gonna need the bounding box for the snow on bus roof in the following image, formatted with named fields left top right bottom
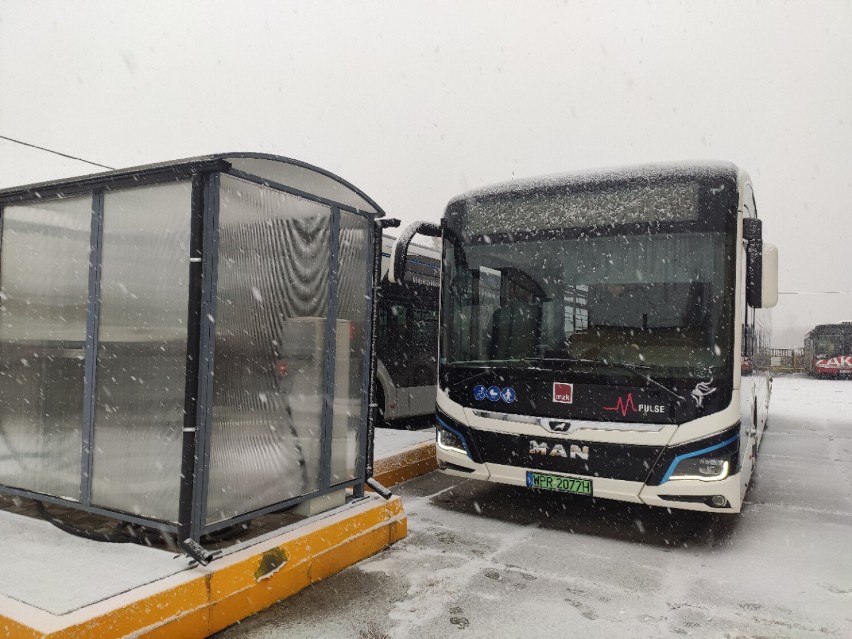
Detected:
left=383, top=233, right=440, bottom=255
left=448, top=160, right=740, bottom=204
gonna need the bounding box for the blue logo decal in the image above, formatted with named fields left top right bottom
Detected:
left=473, top=384, right=487, bottom=401
left=486, top=385, right=501, bottom=402
left=501, top=387, right=516, bottom=403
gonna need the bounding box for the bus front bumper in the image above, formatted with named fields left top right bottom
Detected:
left=436, top=446, right=743, bottom=513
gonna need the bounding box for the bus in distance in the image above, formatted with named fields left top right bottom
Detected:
left=375, top=236, right=440, bottom=424
left=803, top=322, right=852, bottom=378
left=391, top=162, right=779, bottom=513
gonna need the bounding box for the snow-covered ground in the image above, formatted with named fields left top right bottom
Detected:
left=373, top=426, right=434, bottom=458
left=216, top=376, right=852, bottom=639
left=0, top=426, right=434, bottom=617
left=0, top=506, right=188, bottom=615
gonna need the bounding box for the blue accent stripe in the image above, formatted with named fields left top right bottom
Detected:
left=661, top=434, right=739, bottom=484
left=436, top=415, right=472, bottom=459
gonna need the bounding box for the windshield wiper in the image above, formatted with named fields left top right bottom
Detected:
left=447, top=368, right=494, bottom=389
left=522, top=356, right=685, bottom=403
left=602, top=359, right=685, bottom=402
left=443, top=360, right=512, bottom=389
left=521, top=356, right=619, bottom=367
left=444, top=358, right=541, bottom=389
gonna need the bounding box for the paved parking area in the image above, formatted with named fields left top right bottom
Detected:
left=215, top=376, right=852, bottom=639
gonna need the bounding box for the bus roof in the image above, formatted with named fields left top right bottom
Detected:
left=807, top=322, right=852, bottom=337
left=448, top=161, right=740, bottom=205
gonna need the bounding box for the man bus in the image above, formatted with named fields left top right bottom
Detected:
left=804, top=322, right=852, bottom=378
left=391, top=162, right=778, bottom=513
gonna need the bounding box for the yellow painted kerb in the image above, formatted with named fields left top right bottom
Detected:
left=372, top=441, right=437, bottom=489
left=0, top=496, right=406, bottom=639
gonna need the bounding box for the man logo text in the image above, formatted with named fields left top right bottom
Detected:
left=529, top=441, right=590, bottom=460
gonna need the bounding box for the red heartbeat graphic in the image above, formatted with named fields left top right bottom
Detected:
left=603, top=393, right=637, bottom=416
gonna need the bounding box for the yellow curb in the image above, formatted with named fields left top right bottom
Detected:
left=0, top=615, right=41, bottom=639
left=0, top=496, right=406, bottom=639
left=372, top=440, right=437, bottom=489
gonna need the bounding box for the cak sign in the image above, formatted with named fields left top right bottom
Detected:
left=815, top=356, right=852, bottom=371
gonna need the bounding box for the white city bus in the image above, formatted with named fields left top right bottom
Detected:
left=391, top=162, right=778, bottom=513
left=375, top=236, right=440, bottom=423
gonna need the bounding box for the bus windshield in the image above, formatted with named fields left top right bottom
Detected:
left=442, top=228, right=735, bottom=382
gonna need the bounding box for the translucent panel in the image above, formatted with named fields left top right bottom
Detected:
left=0, top=197, right=91, bottom=499
left=331, top=213, right=370, bottom=484
left=91, top=183, right=191, bottom=522
left=206, top=174, right=331, bottom=524
left=225, top=156, right=378, bottom=214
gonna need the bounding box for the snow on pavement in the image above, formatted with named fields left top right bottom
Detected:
left=373, top=426, right=434, bottom=458
left=0, top=508, right=186, bottom=615
left=215, top=376, right=852, bottom=639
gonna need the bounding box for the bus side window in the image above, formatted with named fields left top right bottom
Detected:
left=389, top=303, right=408, bottom=342
left=412, top=307, right=438, bottom=347
left=377, top=305, right=387, bottom=342
left=378, top=300, right=409, bottom=353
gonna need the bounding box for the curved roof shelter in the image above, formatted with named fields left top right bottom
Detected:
left=0, top=153, right=387, bottom=561
left=0, top=152, right=386, bottom=216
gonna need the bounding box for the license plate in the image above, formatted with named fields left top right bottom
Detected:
left=526, top=471, right=593, bottom=496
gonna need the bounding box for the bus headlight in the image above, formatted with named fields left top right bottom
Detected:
left=436, top=421, right=469, bottom=457
left=668, top=456, right=731, bottom=481
left=661, top=432, right=740, bottom=484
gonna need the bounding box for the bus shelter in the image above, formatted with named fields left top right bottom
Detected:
left=0, top=153, right=390, bottom=559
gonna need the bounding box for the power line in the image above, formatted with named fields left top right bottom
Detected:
left=779, top=291, right=852, bottom=295
left=0, top=134, right=114, bottom=170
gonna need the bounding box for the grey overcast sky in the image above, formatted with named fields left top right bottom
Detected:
left=1, top=0, right=850, bottom=348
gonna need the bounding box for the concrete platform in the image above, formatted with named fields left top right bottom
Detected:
left=0, top=427, right=436, bottom=639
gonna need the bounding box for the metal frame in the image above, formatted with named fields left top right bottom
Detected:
left=0, top=485, right=179, bottom=532
left=177, top=175, right=208, bottom=543
left=0, top=154, right=386, bottom=554
left=353, top=216, right=378, bottom=498
left=192, top=172, right=221, bottom=538
left=203, top=478, right=365, bottom=536
left=0, top=159, right=232, bottom=205
left=363, top=218, right=399, bottom=481
left=80, top=190, right=104, bottom=505
left=319, top=207, right=341, bottom=490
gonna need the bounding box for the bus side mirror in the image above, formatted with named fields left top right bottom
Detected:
left=743, top=218, right=778, bottom=309
left=760, top=243, right=778, bottom=308
left=389, top=221, right=441, bottom=284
